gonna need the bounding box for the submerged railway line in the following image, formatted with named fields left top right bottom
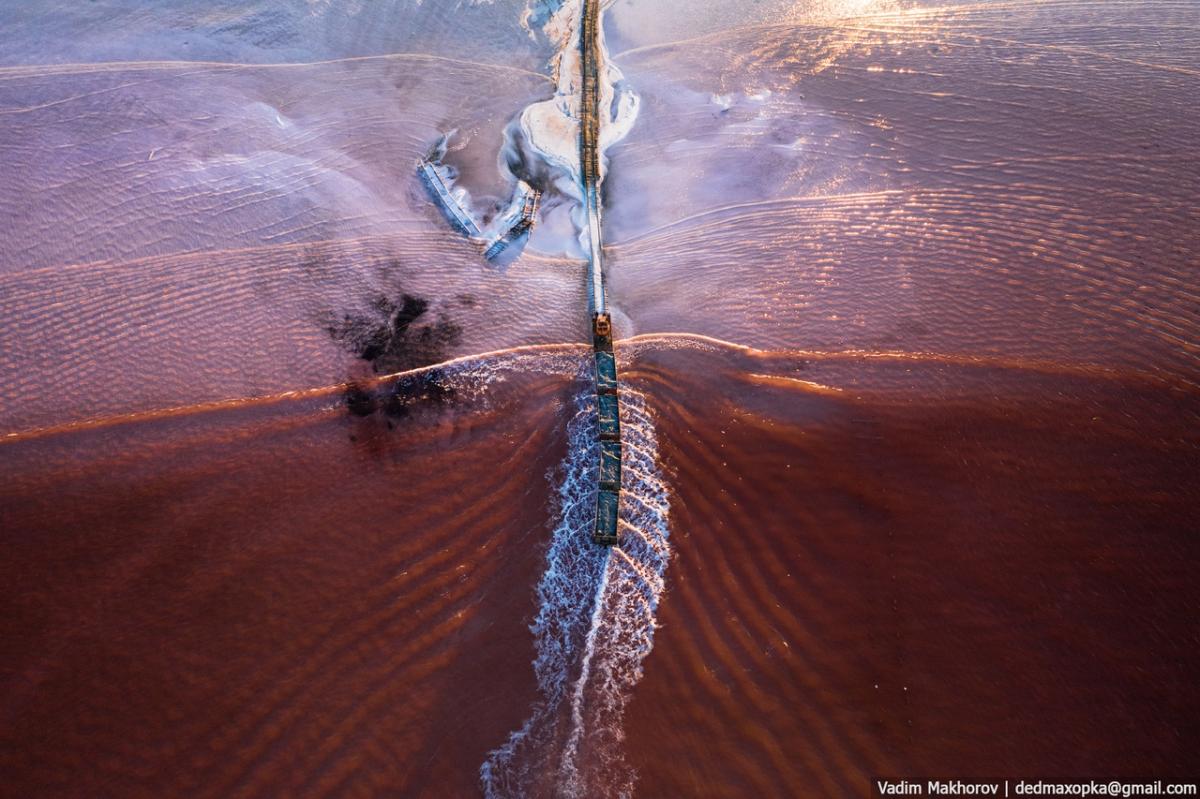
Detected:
left=417, top=0, right=622, bottom=546
left=579, top=0, right=622, bottom=546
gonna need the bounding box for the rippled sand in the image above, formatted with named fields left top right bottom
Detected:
left=1, top=0, right=1198, bottom=797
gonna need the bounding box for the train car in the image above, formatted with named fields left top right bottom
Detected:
left=591, top=313, right=622, bottom=545
left=594, top=489, right=620, bottom=546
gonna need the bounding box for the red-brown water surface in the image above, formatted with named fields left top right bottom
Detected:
left=1, top=0, right=1198, bottom=796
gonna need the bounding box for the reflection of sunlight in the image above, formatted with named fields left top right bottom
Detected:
left=800, top=0, right=952, bottom=33
left=773, top=0, right=952, bottom=75
left=833, top=0, right=886, bottom=18
left=754, top=0, right=918, bottom=83
left=786, top=0, right=891, bottom=23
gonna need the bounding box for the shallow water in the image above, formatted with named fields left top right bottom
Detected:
left=1, top=0, right=1198, bottom=796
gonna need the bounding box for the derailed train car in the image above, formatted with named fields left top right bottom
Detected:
left=417, top=144, right=540, bottom=261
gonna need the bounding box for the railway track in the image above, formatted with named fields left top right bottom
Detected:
left=580, top=0, right=621, bottom=546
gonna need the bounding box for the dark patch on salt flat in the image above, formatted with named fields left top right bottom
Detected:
left=383, top=368, right=456, bottom=420
left=324, top=292, right=462, bottom=375
left=343, top=382, right=376, bottom=417
left=328, top=291, right=461, bottom=426
left=340, top=368, right=457, bottom=428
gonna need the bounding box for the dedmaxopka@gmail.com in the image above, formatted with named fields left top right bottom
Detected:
left=876, top=780, right=1198, bottom=797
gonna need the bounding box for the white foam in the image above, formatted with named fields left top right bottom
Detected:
left=480, top=377, right=673, bottom=799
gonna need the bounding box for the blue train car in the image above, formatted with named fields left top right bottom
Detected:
left=599, top=439, right=622, bottom=492
left=594, top=489, right=620, bottom=546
